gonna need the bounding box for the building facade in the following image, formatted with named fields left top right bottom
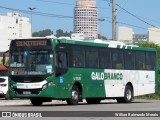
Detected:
left=0, top=12, right=31, bottom=51
left=118, top=26, right=133, bottom=44
left=148, top=27, right=160, bottom=45
left=133, top=34, right=148, bottom=43
left=74, top=0, right=98, bottom=40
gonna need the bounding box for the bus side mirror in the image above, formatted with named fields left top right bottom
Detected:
left=3, top=50, right=9, bottom=68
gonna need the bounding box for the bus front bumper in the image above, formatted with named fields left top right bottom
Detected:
left=9, top=85, right=55, bottom=99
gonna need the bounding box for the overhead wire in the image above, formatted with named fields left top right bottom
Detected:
left=1, top=1, right=160, bottom=33
left=0, top=6, right=73, bottom=18
left=116, top=4, right=159, bottom=28
left=33, top=0, right=110, bottom=10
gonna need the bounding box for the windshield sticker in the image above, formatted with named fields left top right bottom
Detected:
left=60, top=76, right=64, bottom=83
left=24, top=51, right=28, bottom=56
left=46, top=66, right=52, bottom=73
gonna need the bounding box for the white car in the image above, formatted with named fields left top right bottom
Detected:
left=0, top=76, right=9, bottom=99
left=0, top=67, right=9, bottom=100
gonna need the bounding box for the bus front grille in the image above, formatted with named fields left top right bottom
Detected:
left=9, top=75, right=48, bottom=83
left=13, top=88, right=41, bottom=95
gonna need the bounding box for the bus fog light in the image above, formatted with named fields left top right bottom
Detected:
left=42, top=82, right=52, bottom=90
left=48, top=82, right=52, bottom=87
left=42, top=83, right=48, bottom=90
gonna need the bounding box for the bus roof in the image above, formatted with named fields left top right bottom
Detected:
left=53, top=38, right=157, bottom=52
left=12, top=37, right=157, bottom=52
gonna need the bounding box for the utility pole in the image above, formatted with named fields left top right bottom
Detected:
left=28, top=7, right=36, bottom=37
left=98, top=18, right=105, bottom=40
left=112, top=0, right=116, bottom=40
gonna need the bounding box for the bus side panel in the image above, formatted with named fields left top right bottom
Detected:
left=103, top=70, right=156, bottom=97
left=82, top=69, right=106, bottom=98
left=62, top=68, right=106, bottom=98
left=136, top=71, right=155, bottom=96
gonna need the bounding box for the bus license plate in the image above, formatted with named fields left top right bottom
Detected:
left=23, top=91, right=31, bottom=95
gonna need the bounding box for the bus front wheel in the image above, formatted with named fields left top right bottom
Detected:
left=66, top=85, right=80, bottom=105
left=117, top=85, right=133, bottom=103
left=30, top=99, right=43, bottom=106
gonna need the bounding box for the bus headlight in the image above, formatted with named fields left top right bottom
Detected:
left=42, top=83, right=48, bottom=90
left=42, top=82, right=52, bottom=90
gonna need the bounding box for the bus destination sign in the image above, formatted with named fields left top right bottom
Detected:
left=16, top=40, right=47, bottom=47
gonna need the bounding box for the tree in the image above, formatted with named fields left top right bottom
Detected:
left=55, top=29, right=64, bottom=38
left=55, top=29, right=72, bottom=38
left=32, top=29, right=53, bottom=37
left=98, top=34, right=107, bottom=40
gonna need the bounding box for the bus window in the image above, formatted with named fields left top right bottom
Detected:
left=146, top=52, right=156, bottom=70
left=57, top=52, right=67, bottom=68
left=72, top=47, right=84, bottom=68
left=135, top=51, right=145, bottom=70
left=124, top=51, right=135, bottom=70
left=99, top=48, right=111, bottom=69
left=85, top=47, right=99, bottom=68
left=10, top=52, right=24, bottom=67
left=112, top=50, right=124, bottom=69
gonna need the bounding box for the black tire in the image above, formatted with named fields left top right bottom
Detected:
left=5, top=91, right=10, bottom=100
left=66, top=85, right=80, bottom=105
left=86, top=98, right=101, bottom=104
left=117, top=85, right=133, bottom=103
left=30, top=99, right=43, bottom=106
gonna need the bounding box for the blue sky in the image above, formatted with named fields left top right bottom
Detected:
left=0, top=0, right=160, bottom=39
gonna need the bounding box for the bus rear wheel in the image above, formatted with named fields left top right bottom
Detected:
left=66, top=85, right=80, bottom=105
left=86, top=98, right=101, bottom=104
left=117, top=85, right=133, bottom=103
left=30, top=99, right=43, bottom=106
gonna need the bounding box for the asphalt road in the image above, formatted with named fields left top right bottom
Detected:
left=0, top=99, right=160, bottom=120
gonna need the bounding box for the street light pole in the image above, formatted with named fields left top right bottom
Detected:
left=28, top=7, right=36, bottom=37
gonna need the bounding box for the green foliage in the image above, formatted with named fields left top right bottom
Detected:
left=55, top=29, right=72, bottom=38
left=32, top=29, right=53, bottom=37
left=32, top=29, right=72, bottom=38
left=32, top=29, right=108, bottom=39
left=98, top=34, right=107, bottom=40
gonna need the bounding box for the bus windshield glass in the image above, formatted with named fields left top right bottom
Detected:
left=9, top=50, right=53, bottom=75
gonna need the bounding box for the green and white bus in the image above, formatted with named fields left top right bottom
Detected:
left=3, top=38, right=158, bottom=106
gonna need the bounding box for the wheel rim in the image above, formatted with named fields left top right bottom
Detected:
left=72, top=90, right=78, bottom=101
left=126, top=89, right=132, bottom=100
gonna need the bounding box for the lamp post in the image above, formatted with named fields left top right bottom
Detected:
left=28, top=7, right=36, bottom=37
left=98, top=18, right=105, bottom=40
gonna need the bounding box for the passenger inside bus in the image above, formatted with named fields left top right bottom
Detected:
left=57, top=52, right=67, bottom=68
left=73, top=57, right=82, bottom=67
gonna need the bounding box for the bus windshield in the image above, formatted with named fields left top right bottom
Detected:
left=9, top=50, right=53, bottom=75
